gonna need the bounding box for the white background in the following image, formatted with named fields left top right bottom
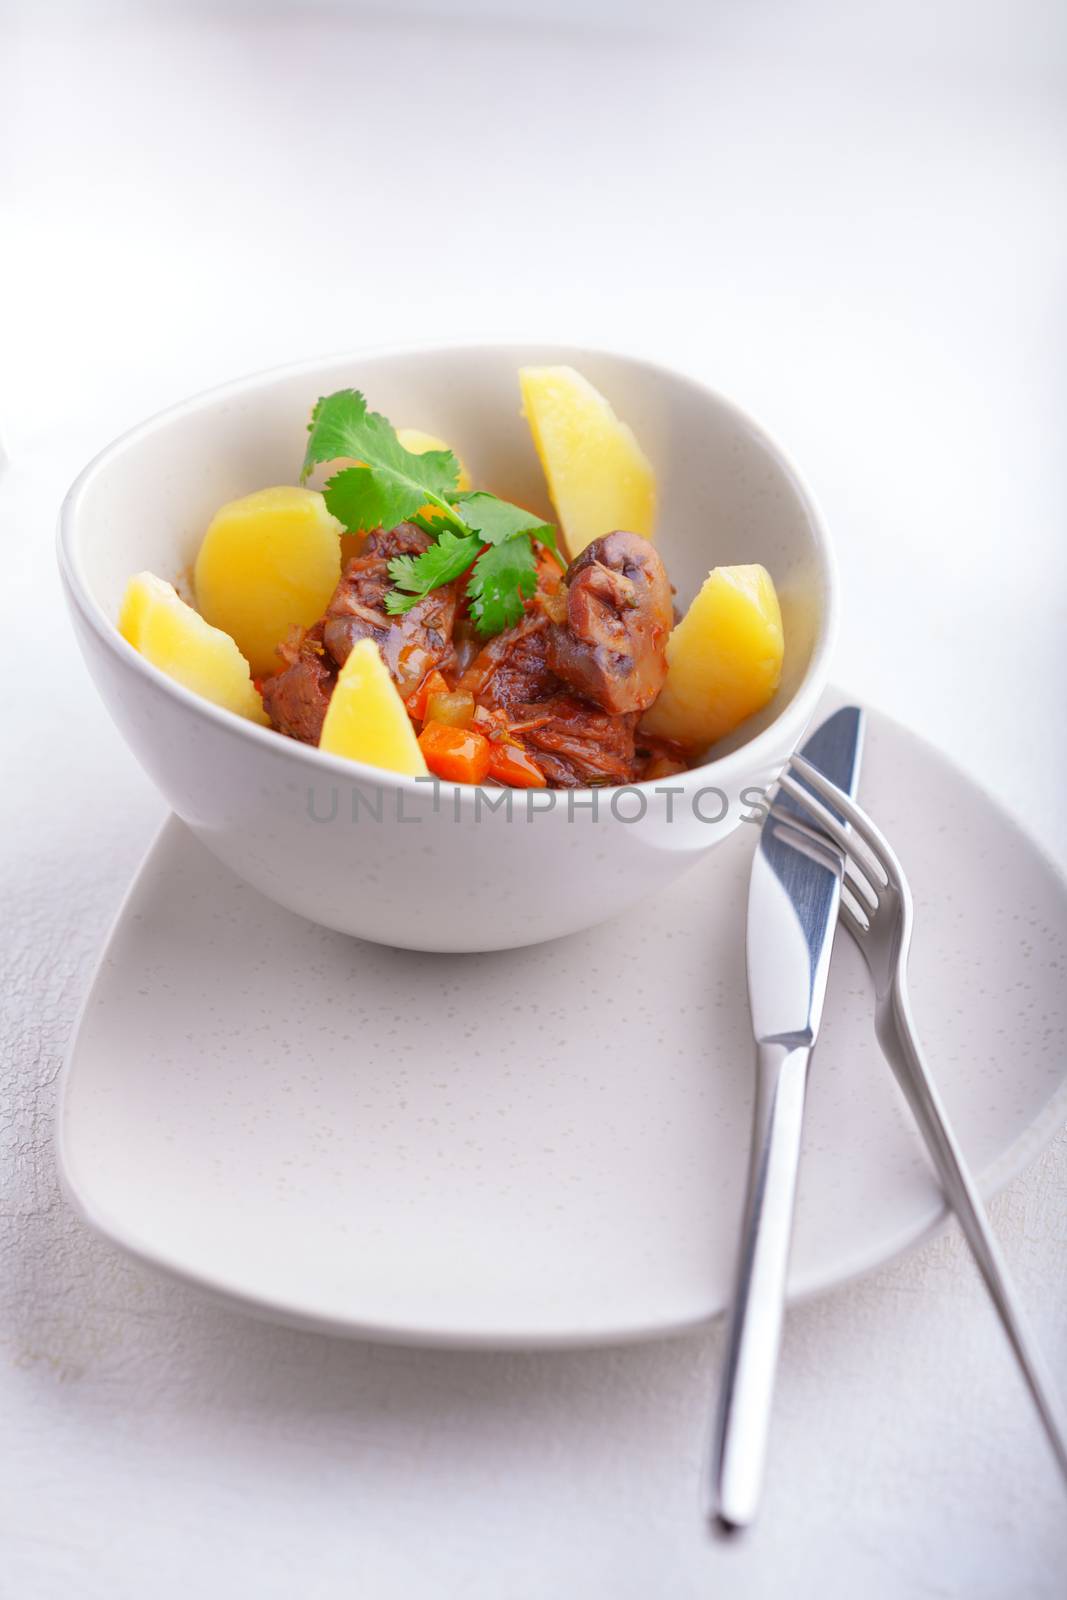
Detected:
left=2, top=1, right=1066, bottom=1594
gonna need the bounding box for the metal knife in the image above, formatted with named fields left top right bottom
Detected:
left=710, top=704, right=865, bottom=1530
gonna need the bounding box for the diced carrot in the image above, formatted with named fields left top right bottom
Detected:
left=418, top=722, right=492, bottom=784
left=488, top=743, right=548, bottom=788
left=404, top=668, right=448, bottom=722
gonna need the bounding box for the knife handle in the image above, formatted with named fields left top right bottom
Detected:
left=710, top=1037, right=812, bottom=1529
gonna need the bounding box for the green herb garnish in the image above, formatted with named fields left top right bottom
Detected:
left=466, top=533, right=540, bottom=634
left=385, top=529, right=481, bottom=614
left=450, top=491, right=555, bottom=550
left=301, top=389, right=561, bottom=635
left=301, top=390, right=464, bottom=532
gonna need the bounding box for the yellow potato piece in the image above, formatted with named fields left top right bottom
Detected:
left=326, top=429, right=472, bottom=566
left=519, top=365, right=655, bottom=559
left=641, top=564, right=784, bottom=749
left=194, top=486, right=343, bottom=678
left=319, top=637, right=429, bottom=777
left=119, top=571, right=267, bottom=724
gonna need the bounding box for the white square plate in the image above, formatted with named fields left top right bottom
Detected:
left=57, top=694, right=1067, bottom=1347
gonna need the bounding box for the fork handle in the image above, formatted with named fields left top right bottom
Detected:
left=879, top=981, right=1067, bottom=1484
left=710, top=1037, right=812, bottom=1528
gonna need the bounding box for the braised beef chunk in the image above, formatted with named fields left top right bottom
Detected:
left=262, top=520, right=672, bottom=787
left=261, top=622, right=335, bottom=745
left=322, top=524, right=460, bottom=696
left=452, top=609, right=639, bottom=784
left=547, top=530, right=672, bottom=714
left=262, top=524, right=463, bottom=742
left=519, top=698, right=639, bottom=788
left=457, top=613, right=558, bottom=712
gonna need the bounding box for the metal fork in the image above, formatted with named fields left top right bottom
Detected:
left=776, top=753, right=1067, bottom=1486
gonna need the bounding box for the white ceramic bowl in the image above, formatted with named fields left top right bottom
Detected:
left=59, top=343, right=837, bottom=952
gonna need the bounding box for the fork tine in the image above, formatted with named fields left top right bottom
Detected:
left=767, top=812, right=842, bottom=875
left=769, top=802, right=881, bottom=910
left=788, top=754, right=907, bottom=889
left=839, top=881, right=872, bottom=933
left=777, top=771, right=889, bottom=891
left=844, top=867, right=878, bottom=916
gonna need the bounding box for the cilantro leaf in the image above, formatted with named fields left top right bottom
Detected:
left=385, top=530, right=480, bottom=615
left=408, top=511, right=465, bottom=539
left=321, top=467, right=430, bottom=538
left=451, top=491, right=558, bottom=553
left=302, top=389, right=464, bottom=535
left=467, top=535, right=539, bottom=635
left=299, top=387, right=563, bottom=635
left=302, top=389, right=461, bottom=495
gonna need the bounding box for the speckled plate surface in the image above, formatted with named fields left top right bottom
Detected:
left=57, top=696, right=1067, bottom=1348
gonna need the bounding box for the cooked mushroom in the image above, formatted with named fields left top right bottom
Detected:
left=547, top=530, right=672, bottom=714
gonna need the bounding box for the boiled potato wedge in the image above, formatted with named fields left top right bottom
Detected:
left=119, top=571, right=267, bottom=724
left=319, top=637, right=429, bottom=777
left=194, top=486, right=343, bottom=678
left=519, top=365, right=655, bottom=558
left=640, top=564, right=784, bottom=748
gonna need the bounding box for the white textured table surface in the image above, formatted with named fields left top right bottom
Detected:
left=3, top=2, right=1066, bottom=1594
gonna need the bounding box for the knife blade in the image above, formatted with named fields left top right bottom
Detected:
left=710, top=705, right=865, bottom=1531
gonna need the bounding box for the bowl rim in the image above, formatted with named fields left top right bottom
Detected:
left=57, top=338, right=839, bottom=804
